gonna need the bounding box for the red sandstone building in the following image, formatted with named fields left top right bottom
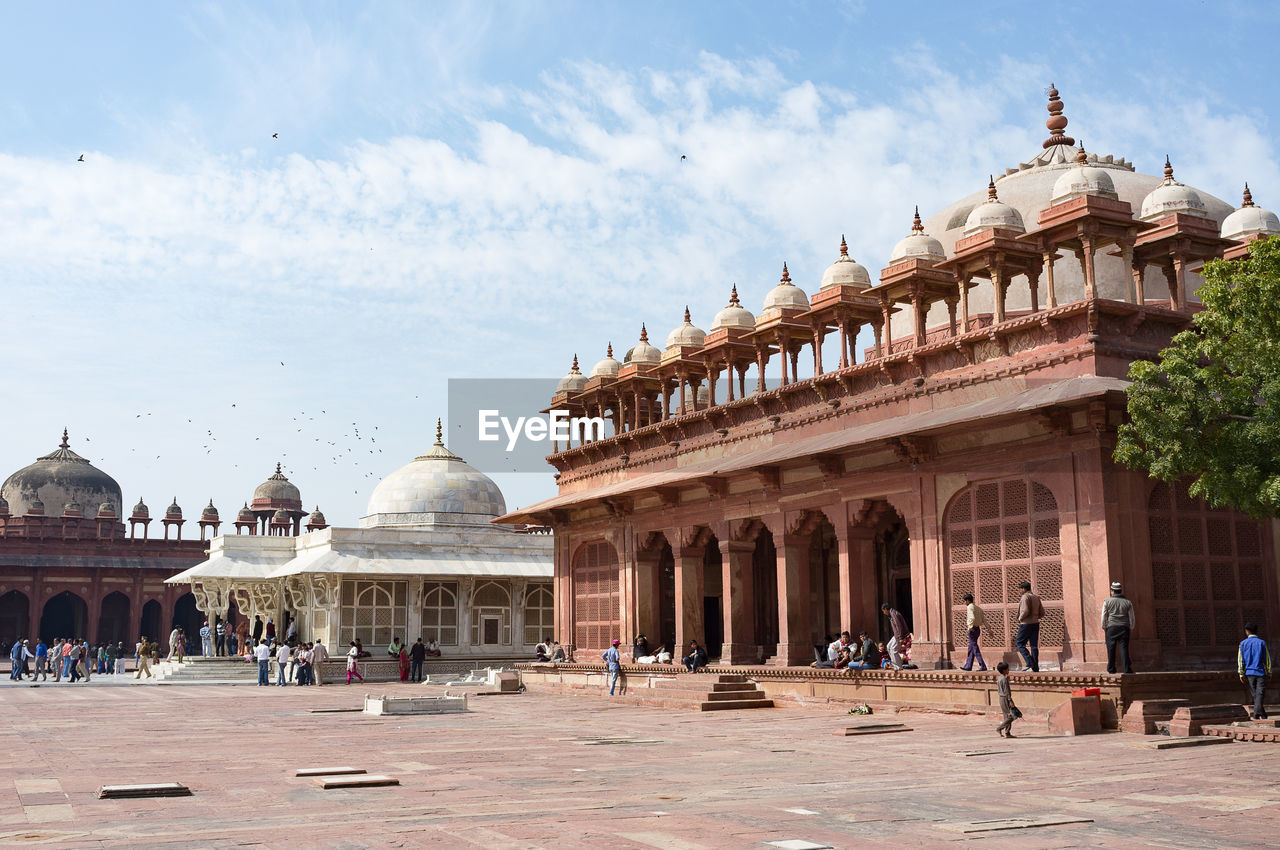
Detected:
left=499, top=88, right=1280, bottom=672
left=0, top=431, right=209, bottom=646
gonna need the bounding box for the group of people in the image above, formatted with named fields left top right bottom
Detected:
left=8, top=637, right=135, bottom=682
left=807, top=604, right=920, bottom=673
left=533, top=637, right=568, bottom=663
left=249, top=636, right=330, bottom=686
left=387, top=635, right=442, bottom=683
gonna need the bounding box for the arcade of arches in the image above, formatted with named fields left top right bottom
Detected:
left=0, top=583, right=204, bottom=647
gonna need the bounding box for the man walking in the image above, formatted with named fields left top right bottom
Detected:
left=1239, top=623, right=1272, bottom=720
left=33, top=639, right=48, bottom=682
left=409, top=638, right=426, bottom=683
left=1015, top=581, right=1044, bottom=672
left=8, top=639, right=23, bottom=681
left=254, top=638, right=271, bottom=686
left=881, top=603, right=910, bottom=671
left=168, top=625, right=182, bottom=661
left=602, top=638, right=622, bottom=696
left=959, top=592, right=988, bottom=672
left=311, top=639, right=328, bottom=685
left=215, top=619, right=226, bottom=656
left=276, top=641, right=291, bottom=686
left=1101, top=581, right=1135, bottom=674
left=200, top=621, right=213, bottom=657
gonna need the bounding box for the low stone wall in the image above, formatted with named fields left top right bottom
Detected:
left=320, top=658, right=524, bottom=683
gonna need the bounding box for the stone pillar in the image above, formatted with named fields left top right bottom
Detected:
left=673, top=541, right=705, bottom=656
left=959, top=275, right=971, bottom=333
left=1027, top=266, right=1041, bottom=313
left=718, top=539, right=757, bottom=664
left=511, top=580, right=527, bottom=650
left=872, top=317, right=884, bottom=359
left=1119, top=242, right=1135, bottom=303
left=837, top=318, right=849, bottom=369
left=774, top=529, right=812, bottom=666
left=812, top=325, right=824, bottom=375
left=634, top=545, right=661, bottom=652
left=755, top=346, right=767, bottom=393
left=1172, top=253, right=1189, bottom=311
left=945, top=297, right=958, bottom=337
left=1132, top=262, right=1146, bottom=305
left=1042, top=252, right=1058, bottom=309
left=992, top=267, right=1006, bottom=324
left=880, top=301, right=893, bottom=357
left=912, top=293, right=927, bottom=346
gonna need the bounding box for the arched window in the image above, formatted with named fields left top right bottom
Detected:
left=422, top=582, right=458, bottom=646
left=523, top=585, right=554, bottom=646
left=471, top=581, right=511, bottom=646
left=1149, top=481, right=1267, bottom=648
left=946, top=477, right=1065, bottom=650
left=340, top=580, right=407, bottom=648
left=573, top=540, right=620, bottom=652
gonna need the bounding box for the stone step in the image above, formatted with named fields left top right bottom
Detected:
left=623, top=694, right=775, bottom=712
left=1201, top=724, right=1280, bottom=743
left=652, top=679, right=758, bottom=692
left=643, top=686, right=768, bottom=701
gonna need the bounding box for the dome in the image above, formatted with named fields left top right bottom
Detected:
left=61, top=502, right=83, bottom=518
left=1140, top=158, right=1208, bottom=221
left=890, top=208, right=947, bottom=263
left=761, top=264, right=810, bottom=311
left=307, top=507, right=327, bottom=526
left=664, top=308, right=706, bottom=350
left=819, top=236, right=872, bottom=289
left=26, top=499, right=44, bottom=517
left=624, top=326, right=662, bottom=365
left=236, top=503, right=254, bottom=522
left=1221, top=184, right=1280, bottom=242
left=1050, top=147, right=1119, bottom=204
left=0, top=429, right=123, bottom=522
left=271, top=508, right=290, bottom=523
left=252, top=463, right=302, bottom=509
left=165, top=498, right=183, bottom=519
left=201, top=500, right=219, bottom=519
left=555, top=355, right=588, bottom=394
left=131, top=498, right=149, bottom=519
left=361, top=419, right=507, bottom=529
left=711, top=285, right=755, bottom=331
left=96, top=501, right=116, bottom=519
left=963, top=179, right=1026, bottom=235
left=589, top=344, right=620, bottom=379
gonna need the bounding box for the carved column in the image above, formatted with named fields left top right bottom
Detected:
left=1132, top=261, right=1146, bottom=305
left=958, top=274, right=971, bottom=333
left=1118, top=242, right=1135, bottom=303
left=992, top=266, right=1006, bottom=324
left=672, top=540, right=705, bottom=656
left=774, top=528, right=812, bottom=666
left=718, top=539, right=757, bottom=665
left=1042, top=251, right=1058, bottom=309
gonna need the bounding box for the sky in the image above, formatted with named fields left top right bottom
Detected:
left=1, top=1, right=1278, bottom=524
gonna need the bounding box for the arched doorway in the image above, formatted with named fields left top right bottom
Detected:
left=172, top=592, right=203, bottom=653
left=139, top=599, right=162, bottom=643
left=0, top=590, right=30, bottom=643
left=753, top=527, right=779, bottom=660
left=98, top=592, right=131, bottom=645
left=41, top=591, right=88, bottom=641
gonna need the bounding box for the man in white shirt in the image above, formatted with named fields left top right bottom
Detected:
left=959, top=593, right=988, bottom=672
left=276, top=642, right=291, bottom=686
left=425, top=636, right=441, bottom=657
left=811, top=632, right=851, bottom=669
left=311, top=640, right=328, bottom=685
left=253, top=639, right=271, bottom=686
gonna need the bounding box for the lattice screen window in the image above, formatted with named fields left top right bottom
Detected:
left=573, top=540, right=620, bottom=653
left=946, top=477, right=1065, bottom=650
left=339, top=580, right=407, bottom=649
left=422, top=581, right=458, bottom=646
left=470, top=581, right=512, bottom=646
left=1149, top=481, right=1266, bottom=649
left=523, top=585, right=554, bottom=646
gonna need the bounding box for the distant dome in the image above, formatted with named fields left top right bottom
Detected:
left=252, top=463, right=302, bottom=510
left=963, top=179, right=1026, bottom=235
left=589, top=344, right=620, bottom=379
left=362, top=420, right=507, bottom=529
left=165, top=498, right=183, bottom=519
left=26, top=499, right=45, bottom=517
left=890, top=208, right=946, bottom=263
left=0, top=429, right=123, bottom=522
left=761, top=264, right=810, bottom=312
left=131, top=498, right=149, bottom=519
left=1050, top=148, right=1119, bottom=204
left=201, top=500, right=219, bottom=519
left=97, top=501, right=116, bottom=519
left=819, top=236, right=872, bottom=289
left=1221, top=184, right=1280, bottom=242
left=711, top=285, right=755, bottom=331
left=624, top=326, right=662, bottom=365
left=1140, top=158, right=1208, bottom=221
left=307, top=507, right=327, bottom=526
left=236, top=503, right=254, bottom=522
left=555, top=355, right=588, bottom=394
left=665, top=308, right=706, bottom=349
left=271, top=508, right=289, bottom=523
left=62, top=502, right=83, bottom=518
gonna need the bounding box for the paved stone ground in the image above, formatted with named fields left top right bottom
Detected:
left=0, top=678, right=1277, bottom=848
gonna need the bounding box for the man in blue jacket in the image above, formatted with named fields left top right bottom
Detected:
left=602, top=639, right=622, bottom=696
left=1239, top=622, right=1272, bottom=720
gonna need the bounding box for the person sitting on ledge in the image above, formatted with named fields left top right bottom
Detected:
left=846, top=630, right=881, bottom=672
left=387, top=635, right=403, bottom=657
left=812, top=631, right=852, bottom=669
left=550, top=641, right=567, bottom=662
left=425, top=636, right=442, bottom=658
left=682, top=640, right=708, bottom=673
left=535, top=644, right=550, bottom=662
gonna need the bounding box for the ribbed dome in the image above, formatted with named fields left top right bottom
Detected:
left=820, top=236, right=872, bottom=289
left=1140, top=158, right=1208, bottom=221
left=711, top=285, right=755, bottom=330
left=890, top=208, right=946, bottom=263
left=964, top=179, right=1026, bottom=235
left=165, top=498, right=183, bottom=519
left=62, top=502, right=83, bottom=518
left=236, top=503, right=254, bottom=522
left=1222, top=184, right=1280, bottom=241
left=589, top=344, right=621, bottom=379
left=0, top=429, right=123, bottom=522
left=555, top=355, right=588, bottom=394
left=1050, top=148, right=1119, bottom=204
left=131, top=498, right=149, bottom=519
left=252, top=463, right=302, bottom=509
left=307, top=507, right=327, bottom=526
left=361, top=420, right=507, bottom=529
left=201, top=500, right=219, bottom=519
left=761, top=264, right=810, bottom=312
left=664, top=308, right=706, bottom=349
left=96, top=501, right=116, bottom=519
left=624, top=325, right=662, bottom=365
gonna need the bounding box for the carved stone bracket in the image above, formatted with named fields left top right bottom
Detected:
left=1034, top=406, right=1073, bottom=438
left=890, top=435, right=935, bottom=467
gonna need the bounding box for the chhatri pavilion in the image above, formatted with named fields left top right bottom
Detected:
left=498, top=86, right=1280, bottom=673
left=167, top=423, right=553, bottom=657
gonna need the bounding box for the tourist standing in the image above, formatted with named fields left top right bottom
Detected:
left=67, top=641, right=83, bottom=682
left=167, top=626, right=182, bottom=661
left=960, top=593, right=988, bottom=672
left=602, top=638, right=622, bottom=695
left=1101, top=581, right=1135, bottom=674
left=276, top=641, right=291, bottom=686
left=200, top=621, right=213, bottom=657
left=8, top=639, right=23, bottom=681
left=115, top=641, right=127, bottom=674
left=345, top=641, right=364, bottom=684
left=1015, top=581, right=1044, bottom=672
left=33, top=639, right=48, bottom=681
left=995, top=661, right=1019, bottom=737
left=1239, top=622, right=1272, bottom=720
left=397, top=643, right=410, bottom=682
left=51, top=639, right=63, bottom=682
left=61, top=639, right=73, bottom=680
left=881, top=603, right=909, bottom=671
left=215, top=619, right=226, bottom=656
left=409, top=638, right=426, bottom=683
left=227, top=629, right=239, bottom=657
left=76, top=641, right=91, bottom=682
left=312, top=639, right=328, bottom=685
left=104, top=641, right=116, bottom=674
left=254, top=639, right=271, bottom=686
left=264, top=616, right=276, bottom=644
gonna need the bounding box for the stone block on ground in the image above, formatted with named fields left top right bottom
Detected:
left=313, top=774, right=399, bottom=789
left=1047, top=695, right=1103, bottom=736
left=98, top=782, right=192, bottom=799
left=835, top=723, right=912, bottom=736
left=294, top=767, right=366, bottom=777
left=1169, top=704, right=1250, bottom=737
left=1132, top=736, right=1234, bottom=750
left=1120, top=699, right=1192, bottom=735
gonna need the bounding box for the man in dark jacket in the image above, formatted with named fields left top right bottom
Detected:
left=409, top=638, right=427, bottom=683
left=847, top=630, right=881, bottom=671
left=682, top=640, right=707, bottom=673
left=1239, top=623, right=1272, bottom=720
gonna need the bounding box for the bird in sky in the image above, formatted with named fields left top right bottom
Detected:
left=77, top=154, right=85, bottom=162
left=272, top=132, right=279, bottom=139
left=680, top=155, right=687, bottom=161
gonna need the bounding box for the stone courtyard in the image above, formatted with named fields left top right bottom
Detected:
left=1, top=680, right=1277, bottom=848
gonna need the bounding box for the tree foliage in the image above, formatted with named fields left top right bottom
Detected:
left=1116, top=236, right=1280, bottom=518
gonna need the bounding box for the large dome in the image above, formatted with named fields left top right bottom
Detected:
left=361, top=421, right=507, bottom=529
left=1, top=430, right=122, bottom=520
left=251, top=463, right=302, bottom=509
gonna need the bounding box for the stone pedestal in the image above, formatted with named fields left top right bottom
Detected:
left=1120, top=698, right=1192, bottom=735
left=1169, top=703, right=1250, bottom=737
left=1047, top=695, right=1103, bottom=736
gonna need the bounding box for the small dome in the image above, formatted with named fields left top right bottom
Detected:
left=307, top=506, right=327, bottom=526
left=1050, top=147, right=1119, bottom=203
left=819, top=236, right=872, bottom=289
left=665, top=308, right=706, bottom=350
left=96, top=501, right=116, bottom=519
left=710, top=285, right=755, bottom=331
left=271, top=508, right=290, bottom=523
left=131, top=498, right=149, bottom=518
left=555, top=355, right=588, bottom=394
left=761, top=264, right=810, bottom=311
left=26, top=499, right=44, bottom=517
left=165, top=498, right=183, bottom=519
left=61, top=502, right=83, bottom=518
left=1140, top=157, right=1208, bottom=221
left=252, top=463, right=301, bottom=508
left=201, top=500, right=219, bottom=519
left=963, top=178, right=1026, bottom=235
left=890, top=207, right=946, bottom=263
left=589, top=344, right=621, bottom=379
left=624, top=325, right=662, bottom=365
left=236, top=503, right=254, bottom=522
left=1221, top=184, right=1280, bottom=241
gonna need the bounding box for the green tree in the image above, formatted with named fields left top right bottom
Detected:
left=1116, top=236, right=1280, bottom=518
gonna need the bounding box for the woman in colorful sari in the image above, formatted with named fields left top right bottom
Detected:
left=397, top=644, right=410, bottom=682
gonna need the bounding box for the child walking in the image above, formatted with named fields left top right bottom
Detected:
left=996, top=661, right=1019, bottom=738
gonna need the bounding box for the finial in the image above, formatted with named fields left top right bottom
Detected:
left=839, top=234, right=848, bottom=257
left=1164, top=155, right=1174, bottom=181
left=781, top=262, right=790, bottom=283
left=59, top=428, right=69, bottom=450
left=987, top=176, right=998, bottom=202
left=606, top=342, right=613, bottom=358
left=729, top=283, right=740, bottom=306
left=1042, top=83, right=1075, bottom=149
left=1243, top=183, right=1254, bottom=207
left=911, top=205, right=923, bottom=233
left=639, top=324, right=649, bottom=342
left=434, top=417, right=443, bottom=445
left=275, top=462, right=282, bottom=474
left=683, top=306, right=691, bottom=323
left=1076, top=142, right=1088, bottom=166
left=571, top=353, right=579, bottom=371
